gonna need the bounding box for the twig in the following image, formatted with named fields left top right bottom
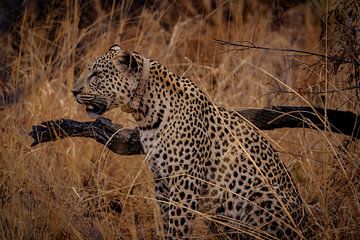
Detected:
left=270, top=86, right=360, bottom=95
left=214, top=39, right=359, bottom=66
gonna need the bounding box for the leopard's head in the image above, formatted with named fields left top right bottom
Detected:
left=72, top=45, right=144, bottom=117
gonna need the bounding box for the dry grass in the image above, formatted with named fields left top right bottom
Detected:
left=0, top=0, right=359, bottom=239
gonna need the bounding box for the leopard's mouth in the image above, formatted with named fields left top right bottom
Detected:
left=75, top=95, right=107, bottom=118
left=85, top=103, right=107, bottom=118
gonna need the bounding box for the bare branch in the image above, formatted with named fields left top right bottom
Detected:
left=29, top=107, right=360, bottom=155
left=29, top=117, right=143, bottom=155
left=270, top=86, right=360, bottom=95
left=214, top=39, right=359, bottom=66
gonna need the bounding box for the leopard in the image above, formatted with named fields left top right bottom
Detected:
left=72, top=44, right=315, bottom=239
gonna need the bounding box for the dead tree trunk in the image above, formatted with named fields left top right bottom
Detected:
left=29, top=106, right=360, bottom=155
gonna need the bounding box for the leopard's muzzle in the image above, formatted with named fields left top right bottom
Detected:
left=73, top=93, right=107, bottom=118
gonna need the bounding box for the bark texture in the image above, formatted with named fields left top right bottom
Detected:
left=29, top=106, right=360, bottom=155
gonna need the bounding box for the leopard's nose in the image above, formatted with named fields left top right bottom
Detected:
left=72, top=89, right=81, bottom=97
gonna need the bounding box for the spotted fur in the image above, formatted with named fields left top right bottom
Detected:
left=72, top=45, right=314, bottom=239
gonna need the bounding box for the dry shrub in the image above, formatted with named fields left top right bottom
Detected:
left=0, top=0, right=359, bottom=239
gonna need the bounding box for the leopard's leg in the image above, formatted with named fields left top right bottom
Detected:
left=162, top=175, right=200, bottom=239
left=154, top=179, right=171, bottom=235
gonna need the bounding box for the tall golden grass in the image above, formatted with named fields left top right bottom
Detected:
left=0, top=1, right=359, bottom=239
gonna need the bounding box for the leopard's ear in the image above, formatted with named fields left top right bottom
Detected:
left=109, top=44, right=122, bottom=52
left=113, top=49, right=139, bottom=73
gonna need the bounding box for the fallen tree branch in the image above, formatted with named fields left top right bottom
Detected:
left=239, top=106, right=359, bottom=137
left=29, top=117, right=143, bottom=155
left=29, top=106, right=360, bottom=155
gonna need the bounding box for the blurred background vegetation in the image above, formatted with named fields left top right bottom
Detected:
left=0, top=0, right=359, bottom=239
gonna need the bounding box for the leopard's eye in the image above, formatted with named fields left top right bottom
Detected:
left=89, top=72, right=97, bottom=81
left=89, top=73, right=100, bottom=89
